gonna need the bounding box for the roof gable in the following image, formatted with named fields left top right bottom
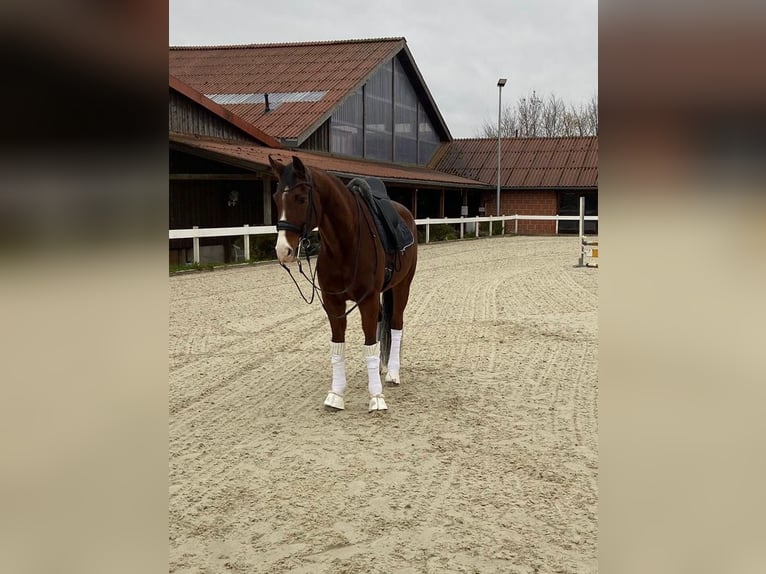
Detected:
left=169, top=38, right=451, bottom=146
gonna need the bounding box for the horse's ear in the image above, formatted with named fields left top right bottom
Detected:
left=292, top=156, right=306, bottom=179
left=268, top=155, right=284, bottom=176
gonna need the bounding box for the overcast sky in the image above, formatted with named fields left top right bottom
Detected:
left=169, top=0, right=597, bottom=139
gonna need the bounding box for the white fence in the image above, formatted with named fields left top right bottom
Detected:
left=169, top=214, right=598, bottom=264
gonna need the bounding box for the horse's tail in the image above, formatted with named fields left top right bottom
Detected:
left=378, top=288, right=393, bottom=369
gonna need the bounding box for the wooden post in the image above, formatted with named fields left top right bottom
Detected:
left=439, top=189, right=445, bottom=218
left=192, top=226, right=200, bottom=264
left=578, top=196, right=585, bottom=266
left=262, top=178, right=272, bottom=224
left=412, top=189, right=418, bottom=219
left=243, top=224, right=250, bottom=261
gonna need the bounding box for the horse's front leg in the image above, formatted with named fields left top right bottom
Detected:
left=323, top=294, right=347, bottom=411
left=359, top=296, right=387, bottom=412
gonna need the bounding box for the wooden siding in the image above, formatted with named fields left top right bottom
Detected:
left=299, top=119, right=330, bottom=152
left=169, top=179, right=266, bottom=231
left=169, top=90, right=257, bottom=142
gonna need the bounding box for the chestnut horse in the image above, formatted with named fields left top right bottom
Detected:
left=269, top=155, right=417, bottom=412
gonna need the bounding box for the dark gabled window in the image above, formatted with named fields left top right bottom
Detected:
left=394, top=58, right=417, bottom=164
left=364, top=61, right=393, bottom=162
left=329, top=56, right=441, bottom=165
left=329, top=88, right=363, bottom=157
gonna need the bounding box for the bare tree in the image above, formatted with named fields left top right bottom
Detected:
left=541, top=94, right=566, bottom=137
left=516, top=90, right=543, bottom=137
left=477, top=90, right=598, bottom=137
left=478, top=108, right=517, bottom=138
left=584, top=93, right=598, bottom=135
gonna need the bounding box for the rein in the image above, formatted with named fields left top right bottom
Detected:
left=277, top=170, right=378, bottom=319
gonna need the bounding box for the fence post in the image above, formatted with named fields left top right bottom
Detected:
left=460, top=216, right=464, bottom=239
left=489, top=215, right=493, bottom=237
left=555, top=216, right=559, bottom=235
left=426, top=218, right=430, bottom=244
left=578, top=196, right=585, bottom=266
left=475, top=216, right=480, bottom=238
left=514, top=215, right=518, bottom=235
left=243, top=224, right=250, bottom=261
left=192, top=226, right=200, bottom=264
left=502, top=215, right=505, bottom=235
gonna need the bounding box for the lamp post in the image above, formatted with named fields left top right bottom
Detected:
left=496, top=78, right=507, bottom=220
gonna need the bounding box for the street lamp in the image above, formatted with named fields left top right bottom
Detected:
left=496, top=78, right=507, bottom=220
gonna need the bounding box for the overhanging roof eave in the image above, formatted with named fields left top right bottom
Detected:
left=327, top=171, right=491, bottom=189
left=170, top=135, right=489, bottom=188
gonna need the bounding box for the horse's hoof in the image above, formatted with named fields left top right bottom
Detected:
left=384, top=371, right=401, bottom=385
left=324, top=391, right=345, bottom=411
left=368, top=394, right=388, bottom=412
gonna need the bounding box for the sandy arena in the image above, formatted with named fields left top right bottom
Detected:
left=169, top=235, right=598, bottom=573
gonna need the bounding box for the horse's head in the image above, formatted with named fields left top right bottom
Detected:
left=269, top=155, right=315, bottom=264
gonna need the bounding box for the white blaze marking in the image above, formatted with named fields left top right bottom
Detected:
left=275, top=188, right=294, bottom=262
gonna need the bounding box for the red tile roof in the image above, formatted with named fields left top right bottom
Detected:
left=170, top=134, right=488, bottom=189
left=169, top=38, right=406, bottom=143
left=430, top=136, right=598, bottom=188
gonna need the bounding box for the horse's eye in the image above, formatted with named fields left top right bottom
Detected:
left=295, top=195, right=307, bottom=205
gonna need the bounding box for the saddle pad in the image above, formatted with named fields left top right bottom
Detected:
left=347, top=177, right=414, bottom=254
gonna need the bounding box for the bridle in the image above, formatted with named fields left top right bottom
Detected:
left=276, top=168, right=320, bottom=304
left=276, top=167, right=379, bottom=319
left=275, top=168, right=315, bottom=242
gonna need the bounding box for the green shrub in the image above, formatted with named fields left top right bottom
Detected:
left=248, top=231, right=321, bottom=261
left=249, top=234, right=278, bottom=261
left=169, top=262, right=214, bottom=273
left=432, top=223, right=458, bottom=241
left=477, top=220, right=506, bottom=237
left=417, top=223, right=459, bottom=243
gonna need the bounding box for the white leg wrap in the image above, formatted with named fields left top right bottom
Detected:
left=365, top=343, right=385, bottom=402
left=324, top=341, right=346, bottom=411
left=330, top=341, right=346, bottom=395
left=385, top=329, right=402, bottom=381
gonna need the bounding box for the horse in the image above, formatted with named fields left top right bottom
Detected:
left=268, top=155, right=418, bottom=413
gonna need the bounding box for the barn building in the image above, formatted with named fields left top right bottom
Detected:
left=169, top=37, right=597, bottom=263
left=430, top=136, right=598, bottom=234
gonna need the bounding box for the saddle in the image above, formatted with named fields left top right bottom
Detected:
left=346, top=177, right=414, bottom=255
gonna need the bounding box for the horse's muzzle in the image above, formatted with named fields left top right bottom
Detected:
left=275, top=232, right=297, bottom=263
